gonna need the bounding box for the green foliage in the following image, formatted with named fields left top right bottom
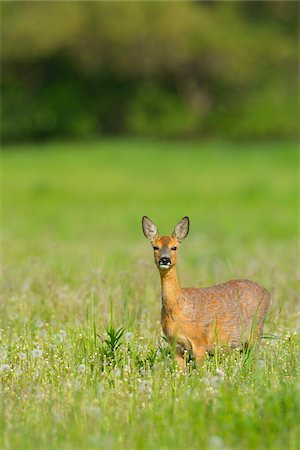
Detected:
left=127, top=84, right=200, bottom=138
left=101, top=324, right=125, bottom=366
left=1, top=2, right=298, bottom=142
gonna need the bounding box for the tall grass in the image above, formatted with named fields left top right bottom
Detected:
left=1, top=139, right=299, bottom=449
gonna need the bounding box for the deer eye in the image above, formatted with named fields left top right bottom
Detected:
left=153, top=246, right=159, bottom=251
left=171, top=246, right=177, bottom=251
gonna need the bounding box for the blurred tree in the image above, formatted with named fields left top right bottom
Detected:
left=1, top=1, right=298, bottom=142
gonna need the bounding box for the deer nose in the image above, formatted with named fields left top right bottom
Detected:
left=159, top=256, right=171, bottom=266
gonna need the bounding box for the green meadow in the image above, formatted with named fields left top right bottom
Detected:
left=1, top=139, right=299, bottom=450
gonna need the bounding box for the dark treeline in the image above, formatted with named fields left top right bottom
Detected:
left=1, top=1, right=298, bottom=143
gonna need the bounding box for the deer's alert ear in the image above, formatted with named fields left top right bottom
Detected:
left=142, top=216, right=159, bottom=242
left=172, top=216, right=189, bottom=242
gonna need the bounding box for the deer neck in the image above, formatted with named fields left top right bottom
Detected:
left=159, top=266, right=181, bottom=311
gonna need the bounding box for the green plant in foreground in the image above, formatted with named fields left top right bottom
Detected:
left=101, top=324, right=125, bottom=367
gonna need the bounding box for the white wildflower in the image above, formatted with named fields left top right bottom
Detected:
left=211, top=376, right=221, bottom=389
left=97, top=384, right=105, bottom=396
left=137, top=379, right=151, bottom=392
left=257, top=359, right=265, bottom=369
left=204, top=369, right=225, bottom=390
left=206, top=386, right=217, bottom=396
left=114, top=368, right=121, bottom=378
left=15, top=365, right=22, bottom=376
left=0, top=350, right=7, bottom=361
left=209, top=435, right=224, bottom=449
left=77, top=364, right=86, bottom=373
left=31, top=349, right=43, bottom=358
left=54, top=332, right=64, bottom=344
left=0, top=364, right=11, bottom=373
left=125, top=332, right=133, bottom=342
left=59, top=329, right=67, bottom=338
left=216, top=368, right=225, bottom=379
left=39, top=329, right=48, bottom=338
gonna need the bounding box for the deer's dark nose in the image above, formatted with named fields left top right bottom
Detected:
left=159, top=256, right=171, bottom=266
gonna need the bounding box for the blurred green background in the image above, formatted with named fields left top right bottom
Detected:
left=1, top=1, right=298, bottom=143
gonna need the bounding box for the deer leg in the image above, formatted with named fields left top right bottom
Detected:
left=176, top=351, right=186, bottom=372
left=193, top=346, right=206, bottom=366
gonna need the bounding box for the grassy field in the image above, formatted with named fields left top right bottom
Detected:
left=1, top=139, right=299, bottom=450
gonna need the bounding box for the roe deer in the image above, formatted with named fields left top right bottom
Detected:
left=142, top=216, right=271, bottom=370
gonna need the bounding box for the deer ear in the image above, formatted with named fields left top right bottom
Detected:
left=172, top=216, right=189, bottom=242
left=142, top=216, right=159, bottom=242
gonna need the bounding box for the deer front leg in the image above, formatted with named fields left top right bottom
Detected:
left=193, top=346, right=206, bottom=366
left=176, top=351, right=186, bottom=372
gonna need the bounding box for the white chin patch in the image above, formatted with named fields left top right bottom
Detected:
left=159, top=264, right=170, bottom=269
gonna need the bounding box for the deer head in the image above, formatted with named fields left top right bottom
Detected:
left=142, top=216, right=189, bottom=270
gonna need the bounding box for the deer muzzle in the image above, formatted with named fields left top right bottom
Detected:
left=159, top=256, right=171, bottom=269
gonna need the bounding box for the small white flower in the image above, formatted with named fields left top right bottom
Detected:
left=31, top=349, right=43, bottom=358
left=0, top=364, right=11, bottom=373
left=138, top=380, right=147, bottom=391
left=0, top=350, right=7, bottom=361
left=257, top=359, right=265, bottom=369
left=39, top=329, right=48, bottom=338
left=209, top=435, right=224, bottom=449
left=138, top=379, right=151, bottom=392
left=54, top=329, right=66, bottom=343
left=206, top=386, right=217, bottom=395
left=77, top=364, right=86, bottom=373
left=35, top=319, right=44, bottom=328
left=59, top=329, right=67, bottom=338
left=211, top=376, right=220, bottom=388
left=97, top=384, right=105, bottom=395
left=19, top=352, right=26, bottom=360
left=54, top=333, right=63, bottom=344
left=125, top=332, right=133, bottom=342
left=139, top=367, right=146, bottom=375
left=216, top=368, right=225, bottom=379
left=14, top=365, right=23, bottom=376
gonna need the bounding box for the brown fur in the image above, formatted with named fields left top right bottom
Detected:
left=142, top=217, right=271, bottom=370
